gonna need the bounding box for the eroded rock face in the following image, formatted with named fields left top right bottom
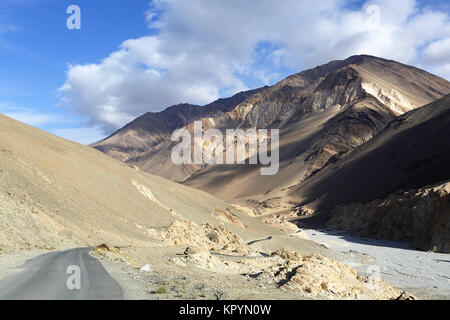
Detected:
left=160, top=220, right=253, bottom=255
left=212, top=208, right=246, bottom=228
left=277, top=254, right=402, bottom=299
left=271, top=248, right=302, bottom=262
left=328, top=182, right=450, bottom=253
left=301, top=96, right=396, bottom=180
left=261, top=212, right=300, bottom=232
left=169, top=242, right=411, bottom=300
left=251, top=251, right=409, bottom=300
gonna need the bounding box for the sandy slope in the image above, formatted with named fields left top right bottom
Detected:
left=0, top=113, right=280, bottom=255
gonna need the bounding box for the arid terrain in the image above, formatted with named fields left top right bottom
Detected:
left=0, top=112, right=422, bottom=300
left=93, top=55, right=450, bottom=255
left=1, top=55, right=449, bottom=300
left=94, top=55, right=450, bottom=200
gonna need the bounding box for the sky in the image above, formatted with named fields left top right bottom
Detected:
left=0, top=0, right=450, bottom=144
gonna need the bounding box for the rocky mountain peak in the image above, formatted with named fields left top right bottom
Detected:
left=93, top=55, right=450, bottom=202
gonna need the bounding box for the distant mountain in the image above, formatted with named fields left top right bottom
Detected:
left=91, top=87, right=266, bottom=163
left=293, top=93, right=450, bottom=206
left=293, top=94, right=450, bottom=252
left=93, top=55, right=450, bottom=201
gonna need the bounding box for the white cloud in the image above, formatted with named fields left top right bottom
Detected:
left=60, top=0, right=450, bottom=134
left=422, top=37, right=450, bottom=79
left=59, top=35, right=247, bottom=133
left=426, top=62, right=450, bottom=81
left=423, top=38, right=450, bottom=65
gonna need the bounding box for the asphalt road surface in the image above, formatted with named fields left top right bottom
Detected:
left=0, top=248, right=124, bottom=300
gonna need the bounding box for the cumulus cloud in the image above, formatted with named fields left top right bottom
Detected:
left=59, top=35, right=247, bottom=133
left=60, top=0, right=450, bottom=134
left=422, top=37, right=450, bottom=79
left=423, top=38, right=450, bottom=65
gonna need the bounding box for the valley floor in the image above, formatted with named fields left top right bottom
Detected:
left=0, top=228, right=448, bottom=300
left=303, top=228, right=450, bottom=299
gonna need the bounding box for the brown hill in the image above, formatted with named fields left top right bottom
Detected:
left=293, top=94, right=450, bottom=208
left=91, top=88, right=266, bottom=163
left=183, top=56, right=450, bottom=200
left=0, top=113, right=276, bottom=255
left=290, top=94, right=450, bottom=253
left=93, top=55, right=450, bottom=203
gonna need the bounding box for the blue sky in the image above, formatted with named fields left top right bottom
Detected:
left=0, top=0, right=450, bottom=144
left=0, top=0, right=153, bottom=142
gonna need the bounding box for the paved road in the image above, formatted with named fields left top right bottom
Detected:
left=0, top=248, right=124, bottom=300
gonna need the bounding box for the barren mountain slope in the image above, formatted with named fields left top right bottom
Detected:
left=0, top=113, right=280, bottom=256
left=290, top=95, right=450, bottom=253
left=91, top=87, right=266, bottom=162
left=92, top=55, right=450, bottom=203
left=229, top=54, right=450, bottom=128
left=183, top=56, right=450, bottom=200
left=292, top=94, right=450, bottom=208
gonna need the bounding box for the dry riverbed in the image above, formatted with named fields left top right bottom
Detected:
left=1, top=228, right=445, bottom=300
left=303, top=228, right=450, bottom=300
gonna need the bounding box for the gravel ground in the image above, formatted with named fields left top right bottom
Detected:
left=303, top=228, right=450, bottom=299
left=0, top=249, right=50, bottom=281
left=92, top=247, right=306, bottom=300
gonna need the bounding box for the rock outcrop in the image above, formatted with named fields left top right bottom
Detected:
left=250, top=250, right=411, bottom=300
left=328, top=182, right=450, bottom=253
left=161, top=220, right=253, bottom=256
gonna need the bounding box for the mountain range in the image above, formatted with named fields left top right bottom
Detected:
left=92, top=55, right=450, bottom=252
